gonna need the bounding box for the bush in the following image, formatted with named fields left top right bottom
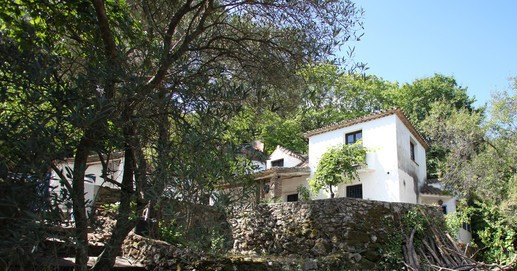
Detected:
left=310, top=141, right=368, bottom=197
left=159, top=220, right=184, bottom=246
left=296, top=185, right=311, bottom=201
left=471, top=201, right=516, bottom=265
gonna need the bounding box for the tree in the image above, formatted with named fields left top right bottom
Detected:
left=392, top=74, right=475, bottom=126
left=225, top=64, right=397, bottom=155
left=310, top=141, right=367, bottom=198
left=1, top=0, right=364, bottom=269
left=421, top=79, right=516, bottom=265
left=298, top=64, right=397, bottom=131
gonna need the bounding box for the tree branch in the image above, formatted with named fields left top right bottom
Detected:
left=146, top=0, right=212, bottom=90
left=90, top=0, right=118, bottom=99
left=50, top=164, right=74, bottom=197
left=90, top=0, right=117, bottom=60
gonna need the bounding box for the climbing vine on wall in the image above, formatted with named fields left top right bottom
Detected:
left=310, top=141, right=368, bottom=198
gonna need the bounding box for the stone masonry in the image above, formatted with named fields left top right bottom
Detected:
left=121, top=197, right=443, bottom=270
left=229, top=197, right=442, bottom=269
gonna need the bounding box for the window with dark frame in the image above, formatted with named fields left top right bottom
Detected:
left=410, top=141, right=415, bottom=161
left=462, top=222, right=471, bottom=232
left=345, top=130, right=362, bottom=145
left=286, top=193, right=299, bottom=202
left=346, top=184, right=363, bottom=199
left=271, top=159, right=284, bottom=167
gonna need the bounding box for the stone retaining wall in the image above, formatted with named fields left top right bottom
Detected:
left=229, top=197, right=442, bottom=268
left=121, top=197, right=444, bottom=270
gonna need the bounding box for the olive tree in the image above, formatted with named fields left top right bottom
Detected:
left=1, top=0, right=364, bottom=269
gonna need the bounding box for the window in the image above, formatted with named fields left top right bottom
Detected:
left=346, top=184, right=363, bottom=199
left=286, top=193, right=298, bottom=202
left=345, top=130, right=362, bottom=145
left=410, top=141, right=415, bottom=161
left=442, top=205, right=447, bottom=214
left=462, top=222, right=471, bottom=232
left=271, top=159, right=284, bottom=167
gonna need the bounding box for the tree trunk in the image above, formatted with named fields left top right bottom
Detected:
left=72, top=136, right=94, bottom=271
left=146, top=109, right=170, bottom=237
left=92, top=133, right=137, bottom=271
left=329, top=185, right=335, bottom=198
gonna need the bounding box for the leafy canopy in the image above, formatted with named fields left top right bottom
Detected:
left=310, top=141, right=367, bottom=196
left=424, top=79, right=516, bottom=265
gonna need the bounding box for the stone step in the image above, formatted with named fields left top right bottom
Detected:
left=38, top=256, right=145, bottom=271
left=41, top=239, right=113, bottom=257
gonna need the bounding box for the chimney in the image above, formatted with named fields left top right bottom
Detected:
left=252, top=140, right=264, bottom=152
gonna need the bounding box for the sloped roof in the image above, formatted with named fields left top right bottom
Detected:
left=295, top=159, right=309, bottom=167
left=303, top=108, right=429, bottom=149
left=420, top=184, right=446, bottom=195
left=254, top=166, right=310, bottom=180
left=271, top=145, right=308, bottom=162
left=427, top=178, right=439, bottom=184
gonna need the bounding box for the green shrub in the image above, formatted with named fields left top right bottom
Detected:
left=159, top=220, right=184, bottom=246
left=296, top=185, right=311, bottom=201
left=472, top=201, right=516, bottom=265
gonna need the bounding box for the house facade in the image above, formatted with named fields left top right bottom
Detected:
left=254, top=108, right=471, bottom=243
left=257, top=108, right=428, bottom=204
left=306, top=108, right=428, bottom=203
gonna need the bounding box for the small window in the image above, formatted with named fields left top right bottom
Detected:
left=462, top=222, right=471, bottom=232
left=271, top=159, right=284, bottom=167
left=346, top=184, right=363, bottom=199
left=442, top=205, right=447, bottom=214
left=286, top=193, right=298, bottom=202
left=410, top=141, right=416, bottom=161
left=346, top=130, right=362, bottom=145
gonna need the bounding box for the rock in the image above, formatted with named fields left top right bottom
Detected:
left=310, top=238, right=328, bottom=256
left=303, top=259, right=318, bottom=270
left=351, top=253, right=362, bottom=262
left=363, top=249, right=381, bottom=262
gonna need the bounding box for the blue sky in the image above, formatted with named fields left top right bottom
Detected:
left=342, top=0, right=517, bottom=107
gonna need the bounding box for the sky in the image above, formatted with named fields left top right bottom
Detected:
left=341, top=0, right=517, bottom=107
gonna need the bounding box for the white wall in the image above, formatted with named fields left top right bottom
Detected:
left=279, top=176, right=308, bottom=201
left=252, top=160, right=266, bottom=172
left=266, top=147, right=303, bottom=168
left=398, top=170, right=418, bottom=203
left=308, top=115, right=402, bottom=201
left=50, top=157, right=124, bottom=215
left=395, top=117, right=427, bottom=199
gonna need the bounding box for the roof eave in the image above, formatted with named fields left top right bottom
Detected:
left=303, top=108, right=429, bottom=150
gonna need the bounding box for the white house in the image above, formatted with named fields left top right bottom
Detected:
left=257, top=108, right=428, bottom=203
left=254, top=145, right=310, bottom=202
left=254, top=108, right=471, bottom=243
left=305, top=108, right=428, bottom=203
